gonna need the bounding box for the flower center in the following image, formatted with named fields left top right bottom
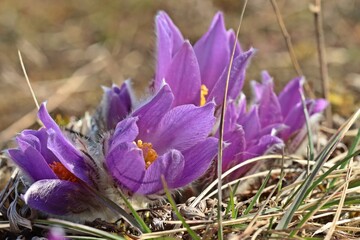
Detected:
left=136, top=140, right=158, bottom=168
left=200, top=84, right=209, bottom=106
left=49, top=162, right=78, bottom=182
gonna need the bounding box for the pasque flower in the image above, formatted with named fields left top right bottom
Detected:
left=249, top=71, right=328, bottom=141
left=8, top=103, right=105, bottom=216
left=221, top=72, right=327, bottom=175
left=105, top=83, right=218, bottom=195
left=154, top=11, right=255, bottom=107
left=96, top=80, right=133, bottom=131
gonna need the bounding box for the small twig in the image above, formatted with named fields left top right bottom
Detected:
left=270, top=0, right=302, bottom=76
left=311, top=0, right=332, bottom=127
left=217, top=0, right=248, bottom=238
left=269, top=0, right=315, bottom=98
left=324, top=161, right=352, bottom=240
left=18, top=50, right=40, bottom=110
left=0, top=56, right=107, bottom=146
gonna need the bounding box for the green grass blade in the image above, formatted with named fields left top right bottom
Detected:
left=117, top=189, right=152, bottom=233
left=161, top=176, right=201, bottom=240
left=300, top=87, right=315, bottom=161
left=243, top=169, right=272, bottom=215
left=276, top=109, right=360, bottom=229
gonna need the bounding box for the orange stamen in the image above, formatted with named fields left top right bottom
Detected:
left=200, top=84, right=209, bottom=106
left=49, top=162, right=78, bottom=182
left=136, top=140, right=158, bottom=168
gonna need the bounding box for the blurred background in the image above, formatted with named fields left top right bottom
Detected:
left=0, top=0, right=359, bottom=144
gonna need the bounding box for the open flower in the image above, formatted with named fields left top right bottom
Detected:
left=154, top=11, right=255, bottom=107
left=105, top=84, right=218, bottom=195
left=8, top=104, right=104, bottom=216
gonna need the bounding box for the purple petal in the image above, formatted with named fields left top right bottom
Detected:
left=257, top=79, right=283, bottom=128
left=136, top=150, right=185, bottom=194
left=173, top=137, right=218, bottom=188
left=165, top=41, right=201, bottom=106
left=19, top=129, right=58, bottom=164
left=208, top=48, right=255, bottom=104
left=222, top=127, right=246, bottom=171
left=132, top=84, right=174, bottom=142
left=24, top=179, right=89, bottom=215
left=227, top=29, right=242, bottom=57
left=106, top=142, right=145, bottom=192
left=46, top=129, right=92, bottom=185
left=38, top=105, right=91, bottom=180
left=243, top=135, right=283, bottom=160
left=278, top=77, right=304, bottom=119
left=151, top=102, right=216, bottom=154
left=194, top=12, right=230, bottom=92
left=261, top=70, right=273, bottom=85
left=155, top=11, right=184, bottom=89
left=110, top=117, right=139, bottom=149
left=8, top=147, right=57, bottom=181
left=224, top=100, right=240, bottom=134
left=238, top=106, right=261, bottom=142
left=250, top=80, right=264, bottom=103
left=310, top=98, right=328, bottom=114
left=102, top=82, right=132, bottom=130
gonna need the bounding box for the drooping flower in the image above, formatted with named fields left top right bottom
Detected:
left=105, top=83, right=218, bottom=195
left=154, top=11, right=255, bottom=107
left=7, top=103, right=109, bottom=217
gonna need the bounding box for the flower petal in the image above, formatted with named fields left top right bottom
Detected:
left=24, top=179, right=89, bottom=215
left=101, top=82, right=132, bottom=130
left=8, top=146, right=57, bottom=181
left=38, top=103, right=91, bottom=184
left=278, top=77, right=304, bottom=118
left=110, top=117, right=139, bottom=148
left=106, top=142, right=145, bottom=193
left=46, top=129, right=92, bottom=185
left=165, top=41, right=201, bottom=106
left=243, top=135, right=283, bottom=160
left=151, top=102, right=216, bottom=154
left=136, top=149, right=185, bottom=194
left=257, top=79, right=283, bottom=127
left=222, top=127, right=246, bottom=171
left=172, top=137, right=218, bottom=188
left=19, top=129, right=58, bottom=164
left=194, top=12, right=230, bottom=92
left=132, top=84, right=174, bottom=141
left=208, top=48, right=255, bottom=104
left=155, top=11, right=184, bottom=89
left=238, top=106, right=261, bottom=142
left=227, top=29, right=242, bottom=57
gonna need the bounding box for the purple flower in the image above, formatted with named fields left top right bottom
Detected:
left=47, top=226, right=68, bottom=240
left=7, top=103, right=101, bottom=216
left=97, top=80, right=133, bottom=130
left=154, top=11, right=255, bottom=107
left=221, top=98, right=283, bottom=176
left=105, top=84, right=218, bottom=195
left=250, top=71, right=328, bottom=141
left=221, top=72, right=327, bottom=176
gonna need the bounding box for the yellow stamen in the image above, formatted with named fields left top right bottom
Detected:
left=200, top=84, right=209, bottom=106
left=49, top=162, right=78, bottom=182
left=137, top=140, right=158, bottom=168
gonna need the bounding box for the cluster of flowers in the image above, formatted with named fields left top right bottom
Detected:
left=8, top=11, right=327, bottom=217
